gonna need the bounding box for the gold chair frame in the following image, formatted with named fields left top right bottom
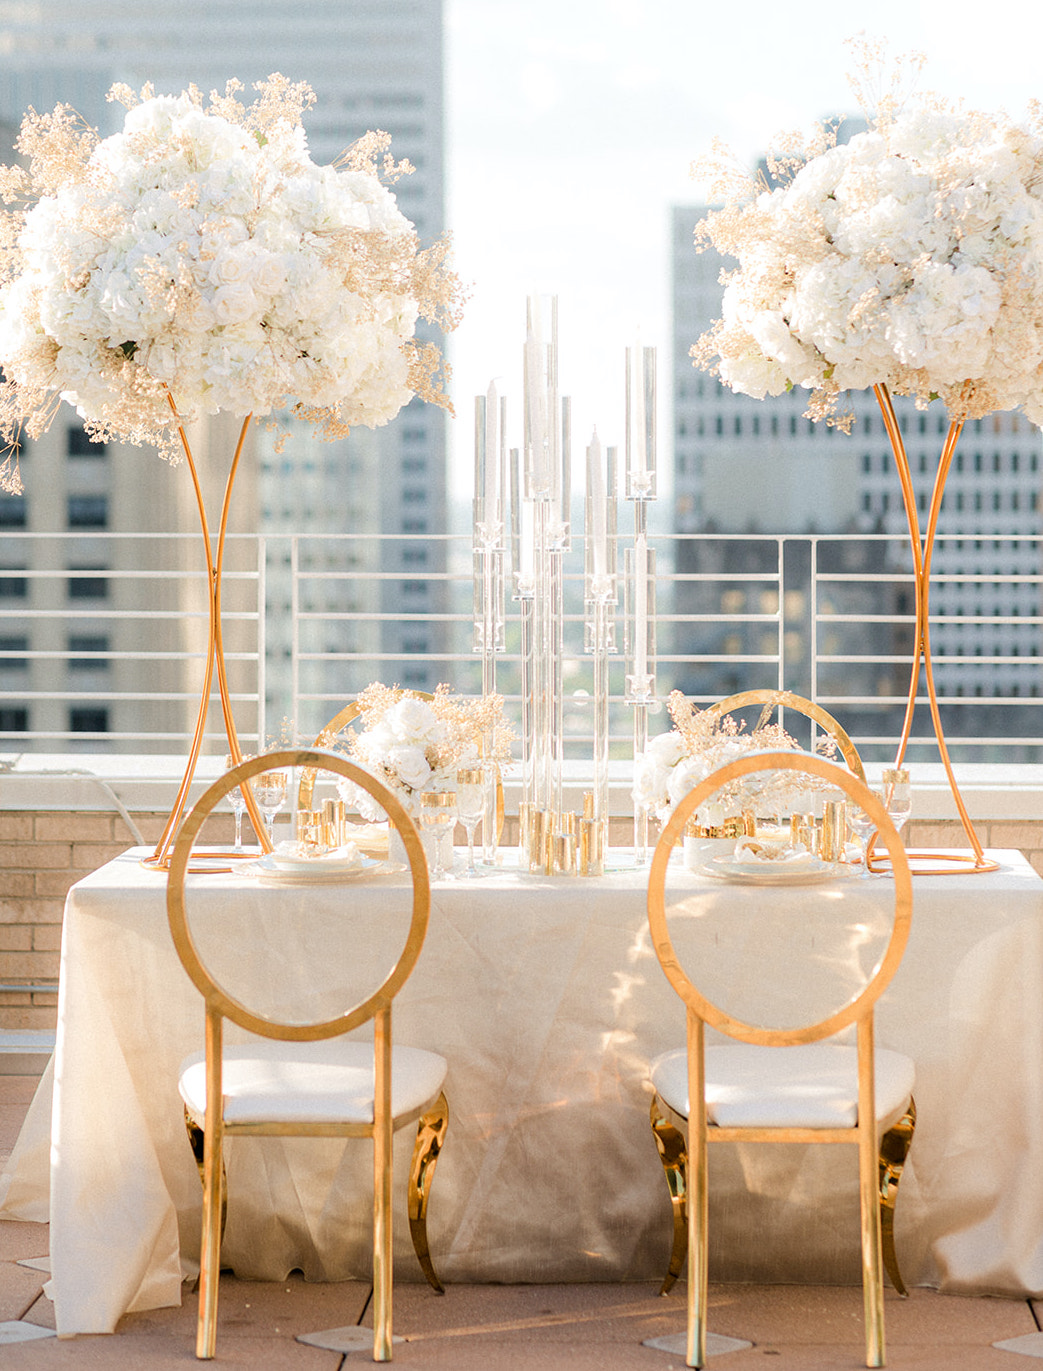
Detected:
left=706, top=689, right=866, bottom=785
left=298, top=695, right=506, bottom=842
left=647, top=751, right=913, bottom=1368
left=167, top=748, right=445, bottom=1361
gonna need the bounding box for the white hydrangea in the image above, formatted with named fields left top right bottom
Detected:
left=0, top=80, right=455, bottom=475
left=695, top=102, right=1043, bottom=423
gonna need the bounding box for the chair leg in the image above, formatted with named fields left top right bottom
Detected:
left=197, top=1120, right=224, bottom=1359
left=184, top=1108, right=227, bottom=1247
left=879, top=1097, right=917, bottom=1297
left=408, top=1091, right=449, bottom=1294
left=649, top=1094, right=688, bottom=1295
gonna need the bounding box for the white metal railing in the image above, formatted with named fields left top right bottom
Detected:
left=1, top=529, right=1041, bottom=764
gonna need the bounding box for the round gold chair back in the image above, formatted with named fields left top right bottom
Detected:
left=647, top=750, right=911, bottom=1046
left=707, top=689, right=866, bottom=784
left=167, top=748, right=430, bottom=1041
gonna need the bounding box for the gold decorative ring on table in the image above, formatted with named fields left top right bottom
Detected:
left=706, top=689, right=866, bottom=784
left=646, top=750, right=914, bottom=1369
left=297, top=694, right=506, bottom=844
left=707, top=689, right=904, bottom=873
left=872, top=383, right=998, bottom=875
left=167, top=747, right=447, bottom=1362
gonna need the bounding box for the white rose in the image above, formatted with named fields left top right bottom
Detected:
left=212, top=282, right=260, bottom=326
left=647, top=730, right=687, bottom=768
left=210, top=250, right=250, bottom=286
left=386, top=697, right=441, bottom=744
left=632, top=755, right=665, bottom=809
left=389, top=745, right=431, bottom=792
left=180, top=294, right=217, bottom=334
left=666, top=756, right=712, bottom=810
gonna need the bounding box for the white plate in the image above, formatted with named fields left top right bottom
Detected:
left=267, top=847, right=363, bottom=873
left=243, top=855, right=382, bottom=883
left=707, top=856, right=850, bottom=886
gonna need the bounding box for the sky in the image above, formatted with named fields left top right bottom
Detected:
left=442, top=0, right=1043, bottom=495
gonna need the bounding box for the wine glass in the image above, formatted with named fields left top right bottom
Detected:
left=256, top=770, right=287, bottom=847
left=419, top=790, right=456, bottom=881
left=848, top=805, right=877, bottom=879
left=224, top=755, right=249, bottom=853
left=456, top=768, right=487, bottom=878
left=881, top=767, right=912, bottom=836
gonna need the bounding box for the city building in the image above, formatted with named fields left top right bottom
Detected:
left=0, top=0, right=449, bottom=751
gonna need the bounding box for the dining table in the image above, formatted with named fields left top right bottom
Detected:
left=2, top=842, right=1043, bottom=1336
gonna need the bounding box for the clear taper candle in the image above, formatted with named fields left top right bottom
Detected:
left=626, top=343, right=657, bottom=501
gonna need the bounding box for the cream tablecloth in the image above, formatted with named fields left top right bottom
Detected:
left=2, top=846, right=1043, bottom=1334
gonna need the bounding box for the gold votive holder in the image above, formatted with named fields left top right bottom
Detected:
left=295, top=810, right=325, bottom=852
left=579, top=817, right=605, bottom=876
left=528, top=808, right=554, bottom=875
left=821, top=800, right=847, bottom=862
left=552, top=830, right=577, bottom=876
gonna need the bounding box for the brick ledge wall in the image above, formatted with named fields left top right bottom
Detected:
left=2, top=811, right=1041, bottom=1032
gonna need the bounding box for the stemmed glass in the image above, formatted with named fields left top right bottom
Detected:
left=456, top=768, right=487, bottom=878
left=881, top=767, right=912, bottom=836
left=256, top=770, right=287, bottom=847
left=848, top=806, right=877, bottom=879
left=224, top=755, right=249, bottom=853
left=420, top=791, right=456, bottom=881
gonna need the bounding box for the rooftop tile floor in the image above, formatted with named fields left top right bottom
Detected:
left=3, top=1072, right=1040, bottom=1368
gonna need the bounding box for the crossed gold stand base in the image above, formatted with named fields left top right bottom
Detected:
left=872, top=385, right=998, bottom=876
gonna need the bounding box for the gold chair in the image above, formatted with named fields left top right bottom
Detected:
left=167, top=748, right=448, bottom=1361
left=646, top=751, right=914, bottom=1368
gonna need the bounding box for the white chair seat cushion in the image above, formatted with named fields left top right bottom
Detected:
left=179, top=1040, right=448, bottom=1128
left=650, top=1043, right=914, bottom=1132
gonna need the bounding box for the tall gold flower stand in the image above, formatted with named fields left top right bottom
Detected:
left=873, top=383, right=998, bottom=875
left=142, top=402, right=270, bottom=870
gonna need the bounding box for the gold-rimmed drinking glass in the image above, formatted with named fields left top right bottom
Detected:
left=456, top=768, right=487, bottom=878
left=420, top=790, right=456, bottom=881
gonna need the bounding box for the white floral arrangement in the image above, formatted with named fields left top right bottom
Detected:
left=689, top=40, right=1043, bottom=428
left=633, top=692, right=814, bottom=826
left=335, top=683, right=513, bottom=820
left=0, top=75, right=464, bottom=490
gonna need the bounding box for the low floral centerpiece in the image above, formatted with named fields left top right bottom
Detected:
left=335, top=683, right=513, bottom=820
left=633, top=692, right=818, bottom=829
